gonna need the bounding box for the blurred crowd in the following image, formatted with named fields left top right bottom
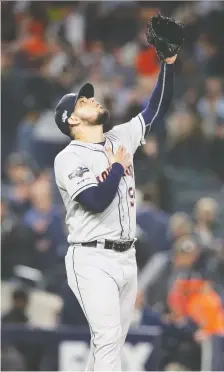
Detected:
left=1, top=1, right=224, bottom=371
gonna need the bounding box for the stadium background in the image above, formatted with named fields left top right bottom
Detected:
left=1, top=1, right=224, bottom=370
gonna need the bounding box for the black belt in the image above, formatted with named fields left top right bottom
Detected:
left=81, top=240, right=134, bottom=252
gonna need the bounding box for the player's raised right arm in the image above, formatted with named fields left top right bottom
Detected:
left=109, top=60, right=175, bottom=154
left=141, top=60, right=175, bottom=136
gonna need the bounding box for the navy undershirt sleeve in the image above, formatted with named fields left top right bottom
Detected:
left=141, top=63, right=174, bottom=135
left=76, top=163, right=124, bottom=213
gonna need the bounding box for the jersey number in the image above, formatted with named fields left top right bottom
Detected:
left=128, top=187, right=136, bottom=207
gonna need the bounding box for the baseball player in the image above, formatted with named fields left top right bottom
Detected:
left=54, top=53, right=176, bottom=371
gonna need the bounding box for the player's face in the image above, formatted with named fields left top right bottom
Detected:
left=74, top=97, right=110, bottom=126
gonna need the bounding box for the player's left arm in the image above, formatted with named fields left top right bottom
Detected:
left=141, top=59, right=175, bottom=139
left=110, top=57, right=175, bottom=154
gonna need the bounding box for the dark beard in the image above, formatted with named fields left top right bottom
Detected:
left=95, top=109, right=110, bottom=127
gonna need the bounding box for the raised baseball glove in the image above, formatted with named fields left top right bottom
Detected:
left=146, top=13, right=184, bottom=61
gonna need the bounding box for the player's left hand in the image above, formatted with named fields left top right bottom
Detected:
left=165, top=54, right=177, bottom=64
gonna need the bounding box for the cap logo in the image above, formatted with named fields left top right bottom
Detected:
left=62, top=110, right=68, bottom=123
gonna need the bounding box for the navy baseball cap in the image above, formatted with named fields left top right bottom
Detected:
left=55, top=82, right=94, bottom=136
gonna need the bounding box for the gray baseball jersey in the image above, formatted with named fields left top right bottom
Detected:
left=54, top=113, right=145, bottom=244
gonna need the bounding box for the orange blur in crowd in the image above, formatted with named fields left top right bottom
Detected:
left=168, top=279, right=224, bottom=335
left=135, top=46, right=159, bottom=76
left=15, top=14, right=50, bottom=58
left=21, top=35, right=49, bottom=58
